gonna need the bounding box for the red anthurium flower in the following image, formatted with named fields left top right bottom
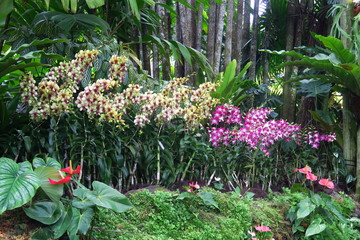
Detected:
left=294, top=165, right=311, bottom=174
left=255, top=225, right=272, bottom=232
left=319, top=179, right=335, bottom=189
left=61, top=160, right=81, bottom=175
left=48, top=174, right=72, bottom=184
left=306, top=172, right=318, bottom=181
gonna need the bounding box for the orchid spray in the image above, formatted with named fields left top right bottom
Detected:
left=208, top=104, right=336, bottom=186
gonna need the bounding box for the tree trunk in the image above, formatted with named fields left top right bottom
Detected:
left=339, top=0, right=357, bottom=191
left=249, top=0, right=260, bottom=81
left=213, top=2, right=226, bottom=75
left=175, top=2, right=184, bottom=77
left=206, top=0, right=217, bottom=68
left=281, top=0, right=296, bottom=122
left=242, top=0, right=251, bottom=63
left=195, top=3, right=204, bottom=51
left=157, top=0, right=171, bottom=80
left=234, top=0, right=244, bottom=73
left=142, top=24, right=151, bottom=72
left=224, top=0, right=234, bottom=68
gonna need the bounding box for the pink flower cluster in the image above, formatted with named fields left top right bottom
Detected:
left=208, top=104, right=336, bottom=156
left=294, top=165, right=335, bottom=188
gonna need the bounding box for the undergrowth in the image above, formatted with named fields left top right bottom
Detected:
left=92, top=188, right=359, bottom=240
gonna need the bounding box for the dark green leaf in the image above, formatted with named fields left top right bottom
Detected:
left=24, top=201, right=62, bottom=225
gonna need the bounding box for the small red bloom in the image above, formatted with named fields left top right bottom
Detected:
left=61, top=165, right=81, bottom=174
left=48, top=175, right=72, bottom=184
left=60, top=160, right=81, bottom=175
left=294, top=165, right=311, bottom=174
left=306, top=172, right=318, bottom=181
left=189, top=182, right=200, bottom=189
left=319, top=179, right=334, bottom=189
left=255, top=225, right=272, bottom=232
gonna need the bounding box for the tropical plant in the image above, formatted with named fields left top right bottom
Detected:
left=264, top=33, right=360, bottom=196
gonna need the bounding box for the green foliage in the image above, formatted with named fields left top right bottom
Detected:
left=0, top=157, right=41, bottom=214
left=93, top=189, right=256, bottom=239
left=212, top=60, right=252, bottom=105
left=264, top=34, right=360, bottom=96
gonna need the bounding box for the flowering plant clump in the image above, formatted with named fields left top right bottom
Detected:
left=134, top=78, right=220, bottom=128
left=248, top=225, right=274, bottom=240
left=288, top=165, right=346, bottom=238
left=20, top=50, right=100, bottom=120
left=294, top=165, right=335, bottom=188
left=208, top=104, right=336, bottom=156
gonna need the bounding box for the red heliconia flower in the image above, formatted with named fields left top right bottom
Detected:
left=60, top=160, right=81, bottom=175
left=294, top=165, right=311, bottom=174
left=255, top=225, right=272, bottom=232
left=306, top=172, right=318, bottom=181
left=319, top=179, right=335, bottom=189
left=48, top=174, right=72, bottom=184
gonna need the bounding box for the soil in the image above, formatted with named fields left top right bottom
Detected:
left=0, top=208, right=42, bottom=240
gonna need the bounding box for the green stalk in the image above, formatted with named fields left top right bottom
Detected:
left=181, top=151, right=196, bottom=181
left=251, top=149, right=259, bottom=187
left=156, top=124, right=164, bottom=184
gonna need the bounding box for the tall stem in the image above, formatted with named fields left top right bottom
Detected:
left=181, top=151, right=196, bottom=181
left=156, top=124, right=163, bottom=184
left=251, top=149, right=259, bottom=187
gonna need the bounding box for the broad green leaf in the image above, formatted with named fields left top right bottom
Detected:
left=305, top=218, right=326, bottom=237
left=67, top=207, right=94, bottom=240
left=51, top=203, right=73, bottom=239
left=176, top=192, right=192, bottom=200
left=24, top=201, right=62, bottom=225
left=30, top=227, right=54, bottom=240
left=18, top=161, right=32, bottom=173
left=72, top=188, right=95, bottom=209
left=297, top=198, right=316, bottom=219
left=85, top=0, right=105, bottom=8
left=0, top=0, right=13, bottom=27
left=0, top=159, right=41, bottom=214
left=199, top=192, right=218, bottom=208
left=86, top=181, right=133, bottom=213
left=33, top=157, right=61, bottom=170
left=34, top=166, right=63, bottom=202
left=295, top=80, right=332, bottom=98
left=314, top=34, right=355, bottom=63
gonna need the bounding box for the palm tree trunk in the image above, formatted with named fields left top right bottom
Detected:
left=213, top=2, right=226, bottom=75
left=206, top=0, right=217, bottom=68
left=224, top=0, right=234, bottom=68
left=249, top=0, right=260, bottom=81
left=339, top=0, right=357, bottom=190
left=234, top=0, right=244, bottom=73
left=281, top=0, right=296, bottom=122
left=242, top=0, right=251, bottom=63
left=157, top=0, right=171, bottom=80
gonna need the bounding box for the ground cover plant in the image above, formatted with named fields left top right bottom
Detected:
left=1, top=0, right=360, bottom=238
